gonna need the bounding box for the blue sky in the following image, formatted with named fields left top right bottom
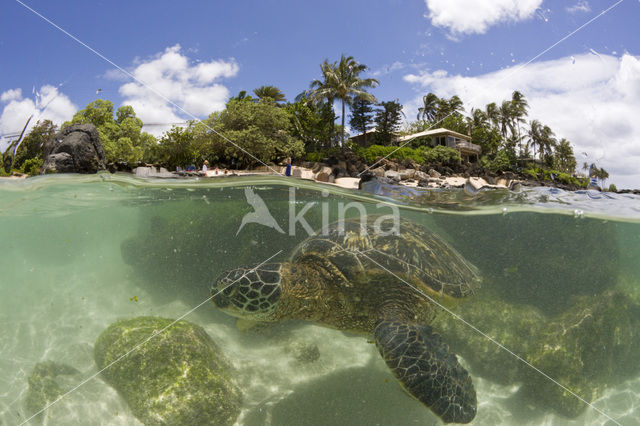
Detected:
left=1, top=0, right=639, bottom=187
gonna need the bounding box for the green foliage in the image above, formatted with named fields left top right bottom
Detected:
left=439, top=115, right=469, bottom=135
left=349, top=97, right=375, bottom=140
left=65, top=99, right=156, bottom=164
left=608, top=183, right=617, bottom=192
left=20, top=158, right=43, bottom=175
left=488, top=149, right=513, bottom=172
left=373, top=100, right=403, bottom=145
left=523, top=167, right=588, bottom=187
left=308, top=54, right=379, bottom=146
left=285, top=95, right=336, bottom=151
left=215, top=99, right=304, bottom=167
left=423, top=145, right=461, bottom=164
left=471, top=125, right=501, bottom=157
left=303, top=148, right=341, bottom=163
left=253, top=85, right=286, bottom=103
left=9, top=120, right=57, bottom=171
left=156, top=126, right=198, bottom=170
left=354, top=144, right=425, bottom=164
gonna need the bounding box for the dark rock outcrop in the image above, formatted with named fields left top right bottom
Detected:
left=42, top=124, right=106, bottom=174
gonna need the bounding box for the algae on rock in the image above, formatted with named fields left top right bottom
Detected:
left=435, top=288, right=640, bottom=418
left=94, top=316, right=242, bottom=425
left=23, top=361, right=81, bottom=421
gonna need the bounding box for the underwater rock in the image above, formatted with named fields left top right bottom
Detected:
left=434, top=212, right=620, bottom=315
left=94, top=316, right=242, bottom=425
left=520, top=289, right=640, bottom=417
left=23, top=361, right=81, bottom=421
left=42, top=124, right=106, bottom=174
left=436, top=288, right=640, bottom=418
left=434, top=290, right=546, bottom=385
left=286, top=341, right=321, bottom=364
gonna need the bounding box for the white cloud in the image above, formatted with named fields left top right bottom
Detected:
left=403, top=53, right=640, bottom=189
left=112, top=44, right=239, bottom=135
left=566, top=1, right=591, bottom=13
left=371, top=61, right=407, bottom=77
left=424, top=0, right=542, bottom=37
left=0, top=85, right=76, bottom=149
left=1, top=89, right=22, bottom=103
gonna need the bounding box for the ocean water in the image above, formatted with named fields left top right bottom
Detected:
left=0, top=173, right=639, bottom=426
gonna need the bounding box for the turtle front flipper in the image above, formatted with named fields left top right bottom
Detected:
left=374, top=319, right=477, bottom=424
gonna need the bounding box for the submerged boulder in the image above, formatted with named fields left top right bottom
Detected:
left=42, top=124, right=106, bottom=173
left=436, top=288, right=640, bottom=418
left=94, top=317, right=242, bottom=425
left=520, top=289, right=640, bottom=417
left=23, top=361, right=81, bottom=420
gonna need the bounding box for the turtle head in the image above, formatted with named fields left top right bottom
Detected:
left=211, top=263, right=284, bottom=320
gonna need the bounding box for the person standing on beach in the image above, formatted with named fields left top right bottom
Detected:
left=285, top=158, right=292, bottom=177
left=202, top=160, right=209, bottom=173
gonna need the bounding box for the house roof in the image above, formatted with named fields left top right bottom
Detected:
left=396, top=127, right=471, bottom=143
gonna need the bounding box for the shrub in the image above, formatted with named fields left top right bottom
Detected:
left=423, top=145, right=461, bottom=164
left=20, top=158, right=43, bottom=176
left=354, top=145, right=426, bottom=164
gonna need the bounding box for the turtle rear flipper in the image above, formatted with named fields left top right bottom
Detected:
left=374, top=320, right=477, bottom=424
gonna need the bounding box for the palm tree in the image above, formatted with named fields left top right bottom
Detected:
left=485, top=102, right=500, bottom=129
left=540, top=125, right=556, bottom=166
left=434, top=95, right=464, bottom=122
left=554, top=138, right=576, bottom=173
left=528, top=119, right=543, bottom=163
left=309, top=54, right=379, bottom=147
left=253, top=85, right=286, bottom=103
left=417, top=92, right=439, bottom=121
left=469, top=107, right=489, bottom=130
left=448, top=95, right=464, bottom=116
left=498, top=100, right=513, bottom=139
left=510, top=91, right=529, bottom=156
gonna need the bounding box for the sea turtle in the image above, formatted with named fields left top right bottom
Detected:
left=211, top=216, right=480, bottom=423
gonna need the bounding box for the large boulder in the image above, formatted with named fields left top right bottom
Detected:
left=435, top=289, right=640, bottom=418
left=42, top=124, right=106, bottom=173
left=94, top=317, right=242, bottom=425
left=23, top=361, right=81, bottom=421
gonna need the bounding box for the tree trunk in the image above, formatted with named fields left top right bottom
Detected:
left=341, top=98, right=346, bottom=147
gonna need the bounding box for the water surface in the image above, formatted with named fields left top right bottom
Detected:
left=1, top=174, right=638, bottom=425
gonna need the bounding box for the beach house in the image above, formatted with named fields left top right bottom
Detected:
left=350, top=127, right=482, bottom=163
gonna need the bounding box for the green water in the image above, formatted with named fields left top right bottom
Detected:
left=0, top=174, right=639, bottom=425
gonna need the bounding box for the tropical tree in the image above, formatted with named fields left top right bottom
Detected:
left=435, top=95, right=464, bottom=122
left=485, top=102, right=500, bottom=129
left=528, top=119, right=543, bottom=163
left=349, top=96, right=375, bottom=146
left=9, top=119, right=57, bottom=171
left=308, top=54, right=379, bottom=146
left=207, top=98, right=304, bottom=167
left=540, top=124, right=557, bottom=167
left=373, top=100, right=404, bottom=145
left=498, top=100, right=513, bottom=139
left=253, top=85, right=286, bottom=103
left=470, top=107, right=489, bottom=130
left=510, top=91, right=529, bottom=155
left=65, top=99, right=156, bottom=164
left=417, top=92, right=439, bottom=121
left=554, top=138, right=577, bottom=174
left=286, top=93, right=337, bottom=151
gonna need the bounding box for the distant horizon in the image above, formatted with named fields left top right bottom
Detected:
left=1, top=0, right=638, bottom=187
